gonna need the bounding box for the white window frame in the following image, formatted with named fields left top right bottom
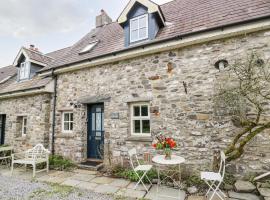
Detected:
left=19, top=61, right=30, bottom=80
left=62, top=112, right=74, bottom=133
left=130, top=14, right=149, bottom=43
left=21, top=116, right=27, bottom=137
left=130, top=103, right=151, bottom=136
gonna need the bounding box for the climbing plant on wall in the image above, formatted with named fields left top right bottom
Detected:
left=215, top=52, right=270, bottom=162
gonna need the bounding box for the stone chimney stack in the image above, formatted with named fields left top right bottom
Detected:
left=96, top=9, right=112, bottom=28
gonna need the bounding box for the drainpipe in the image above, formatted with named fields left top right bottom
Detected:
left=51, top=70, right=57, bottom=155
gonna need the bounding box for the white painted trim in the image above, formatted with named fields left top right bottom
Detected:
left=130, top=102, right=151, bottom=136
left=130, top=14, right=149, bottom=43
left=21, top=116, right=27, bottom=137
left=118, top=0, right=164, bottom=25
left=48, top=19, right=270, bottom=76
left=62, top=112, right=74, bottom=133
left=13, top=48, right=30, bottom=66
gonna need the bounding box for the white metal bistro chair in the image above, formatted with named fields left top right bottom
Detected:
left=201, top=151, right=227, bottom=200
left=128, top=148, right=153, bottom=192
left=11, top=144, right=50, bottom=178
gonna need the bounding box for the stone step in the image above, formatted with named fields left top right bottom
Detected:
left=77, top=163, right=104, bottom=171
left=234, top=180, right=256, bottom=193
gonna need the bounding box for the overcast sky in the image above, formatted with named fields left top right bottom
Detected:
left=0, top=0, right=172, bottom=67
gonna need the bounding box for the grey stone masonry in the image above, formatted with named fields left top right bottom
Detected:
left=0, top=94, right=51, bottom=151
left=53, top=29, right=270, bottom=175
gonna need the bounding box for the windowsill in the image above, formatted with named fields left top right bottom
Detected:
left=126, top=136, right=153, bottom=142
left=15, top=136, right=27, bottom=141
left=56, top=133, right=74, bottom=139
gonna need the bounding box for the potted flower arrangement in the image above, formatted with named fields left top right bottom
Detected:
left=152, top=134, right=177, bottom=160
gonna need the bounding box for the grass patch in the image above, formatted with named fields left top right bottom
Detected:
left=29, top=183, right=75, bottom=199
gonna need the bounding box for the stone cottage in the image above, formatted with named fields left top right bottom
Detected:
left=0, top=0, right=270, bottom=174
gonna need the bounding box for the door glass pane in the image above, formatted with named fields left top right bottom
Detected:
left=139, top=27, right=147, bottom=39
left=96, top=132, right=101, bottom=137
left=96, top=107, right=101, bottom=112
left=142, top=120, right=150, bottom=133
left=92, top=113, right=95, bottom=131
left=96, top=113, right=101, bottom=131
left=133, top=106, right=140, bottom=116
left=139, top=16, right=147, bottom=28
left=101, top=113, right=104, bottom=131
left=134, top=120, right=141, bottom=133
left=131, top=30, right=138, bottom=41
left=141, top=105, right=148, bottom=116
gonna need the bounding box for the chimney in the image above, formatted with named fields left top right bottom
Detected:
left=29, top=44, right=35, bottom=50
left=96, top=9, right=112, bottom=28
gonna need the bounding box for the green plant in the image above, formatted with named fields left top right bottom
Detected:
left=185, top=174, right=206, bottom=188
left=49, top=155, right=76, bottom=171
left=112, top=165, right=159, bottom=183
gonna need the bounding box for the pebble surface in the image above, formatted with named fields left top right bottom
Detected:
left=0, top=175, right=114, bottom=200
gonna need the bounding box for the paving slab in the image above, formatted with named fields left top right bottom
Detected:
left=61, top=179, right=82, bottom=187
left=116, top=188, right=146, bottom=199
left=187, top=196, right=207, bottom=200
left=228, top=191, right=260, bottom=200
left=110, top=178, right=131, bottom=188
left=91, top=176, right=115, bottom=184
left=73, top=169, right=97, bottom=175
left=76, top=181, right=98, bottom=190
left=127, top=182, right=151, bottom=191
left=71, top=173, right=96, bottom=181
left=208, top=191, right=229, bottom=200
left=258, top=187, right=270, bottom=197
left=145, top=185, right=186, bottom=200
left=94, top=184, right=120, bottom=194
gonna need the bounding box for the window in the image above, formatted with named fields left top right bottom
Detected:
left=22, top=116, right=27, bottom=136
left=62, top=112, right=74, bottom=133
left=130, top=14, right=148, bottom=43
left=79, top=41, right=98, bottom=54
left=19, top=62, right=30, bottom=80
left=130, top=103, right=150, bottom=135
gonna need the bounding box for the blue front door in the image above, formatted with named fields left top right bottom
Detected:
left=87, top=104, right=104, bottom=159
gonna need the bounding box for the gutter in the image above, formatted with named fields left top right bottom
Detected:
left=38, top=15, right=270, bottom=75
left=0, top=87, right=46, bottom=99
left=51, top=69, right=57, bottom=155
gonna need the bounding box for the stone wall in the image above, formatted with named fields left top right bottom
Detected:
left=54, top=29, right=270, bottom=175
left=0, top=94, right=51, bottom=151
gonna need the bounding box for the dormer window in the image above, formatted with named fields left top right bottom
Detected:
left=19, top=61, right=30, bottom=80
left=130, top=14, right=148, bottom=43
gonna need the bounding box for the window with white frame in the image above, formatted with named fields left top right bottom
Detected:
left=130, top=103, right=150, bottom=135
left=21, top=116, right=27, bottom=136
left=19, top=62, right=30, bottom=80
left=130, top=14, right=148, bottom=43
left=62, top=112, right=74, bottom=133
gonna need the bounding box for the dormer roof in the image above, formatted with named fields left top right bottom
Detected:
left=117, top=0, right=165, bottom=25
left=13, top=47, right=53, bottom=67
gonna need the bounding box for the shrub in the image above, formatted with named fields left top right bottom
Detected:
left=112, top=165, right=159, bottom=183
left=49, top=155, right=76, bottom=171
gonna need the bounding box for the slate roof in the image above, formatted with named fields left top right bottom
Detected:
left=0, top=75, right=52, bottom=95
left=0, top=66, right=17, bottom=83
left=22, top=47, right=54, bottom=65
left=40, top=0, right=270, bottom=72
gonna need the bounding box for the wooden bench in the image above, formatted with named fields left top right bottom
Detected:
left=11, top=144, right=50, bottom=177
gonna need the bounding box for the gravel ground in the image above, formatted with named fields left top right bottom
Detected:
left=0, top=175, right=114, bottom=200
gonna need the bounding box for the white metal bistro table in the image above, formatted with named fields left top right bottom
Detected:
left=152, top=154, right=185, bottom=199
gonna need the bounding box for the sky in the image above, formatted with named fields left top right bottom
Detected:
left=0, top=0, right=172, bottom=67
